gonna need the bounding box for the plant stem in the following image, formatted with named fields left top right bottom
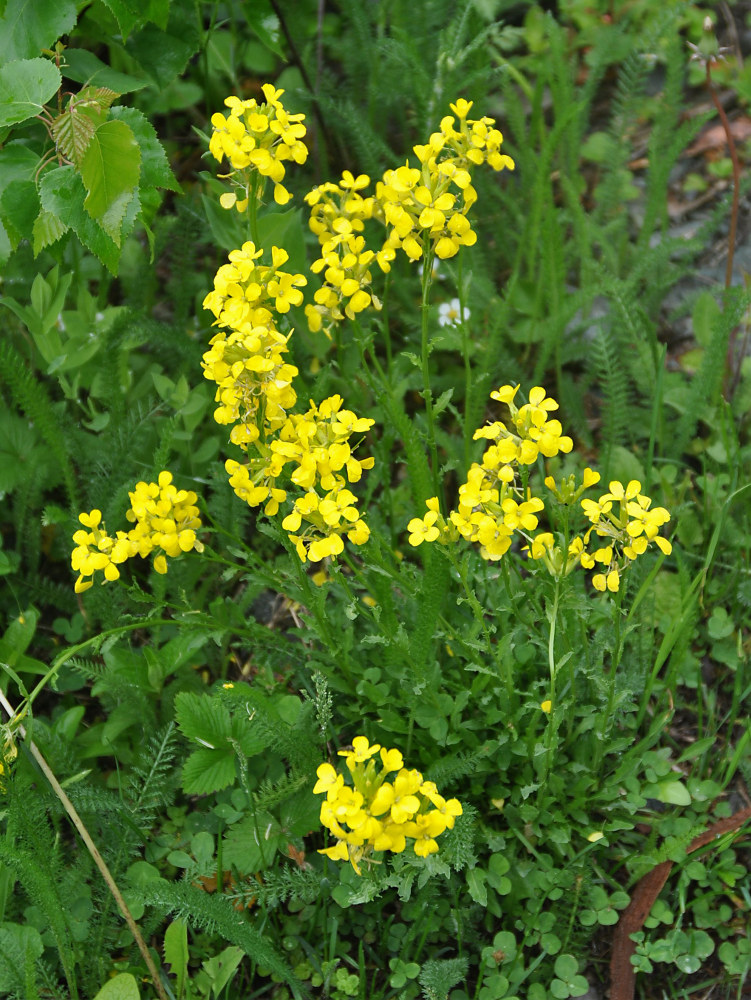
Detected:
left=457, top=253, right=473, bottom=470
left=420, top=245, right=440, bottom=496
left=248, top=173, right=261, bottom=246
left=0, top=690, right=170, bottom=1000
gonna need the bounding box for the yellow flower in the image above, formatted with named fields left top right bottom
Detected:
left=314, top=738, right=461, bottom=874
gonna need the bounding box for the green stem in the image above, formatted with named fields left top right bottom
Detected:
left=420, top=244, right=440, bottom=496
left=458, top=252, right=473, bottom=470
left=538, top=579, right=561, bottom=794
left=593, top=587, right=625, bottom=772
left=248, top=174, right=261, bottom=246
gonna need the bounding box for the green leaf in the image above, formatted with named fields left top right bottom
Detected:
left=32, top=207, right=68, bottom=253
left=110, top=106, right=181, bottom=192
left=0, top=0, right=77, bottom=62
left=0, top=142, right=38, bottom=182
left=222, top=812, right=284, bottom=874
left=0, top=57, right=61, bottom=126
left=244, top=0, right=285, bottom=58
left=647, top=779, right=691, bottom=806
left=79, top=119, right=141, bottom=241
left=98, top=0, right=154, bottom=39
left=127, top=13, right=200, bottom=88
left=181, top=747, right=237, bottom=795
left=51, top=108, right=98, bottom=168
left=175, top=691, right=232, bottom=747
left=62, top=48, right=149, bottom=93
left=0, top=179, right=39, bottom=247
left=0, top=608, right=38, bottom=666
left=39, top=165, right=120, bottom=273
left=200, top=946, right=244, bottom=996
left=467, top=867, right=488, bottom=906
left=163, top=919, right=189, bottom=998
left=0, top=922, right=44, bottom=993
left=91, top=973, right=141, bottom=1000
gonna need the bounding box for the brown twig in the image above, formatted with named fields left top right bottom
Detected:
left=705, top=61, right=740, bottom=291
left=609, top=806, right=751, bottom=1000
left=0, top=690, right=170, bottom=1000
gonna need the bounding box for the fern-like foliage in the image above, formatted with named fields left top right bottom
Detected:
left=142, top=881, right=308, bottom=999
left=0, top=841, right=78, bottom=999
left=85, top=724, right=179, bottom=995
left=591, top=323, right=633, bottom=461
left=252, top=770, right=310, bottom=814
left=229, top=865, right=321, bottom=910
left=419, top=957, right=469, bottom=1000
left=438, top=806, right=477, bottom=872
left=0, top=342, right=78, bottom=509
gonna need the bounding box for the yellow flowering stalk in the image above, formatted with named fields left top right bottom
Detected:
left=313, top=736, right=462, bottom=874
left=71, top=472, right=204, bottom=593
left=201, top=243, right=306, bottom=449
left=407, top=384, right=673, bottom=593
left=409, top=384, right=570, bottom=562
left=209, top=85, right=307, bottom=208
left=580, top=480, right=672, bottom=592
left=376, top=98, right=514, bottom=263
left=304, top=171, right=395, bottom=336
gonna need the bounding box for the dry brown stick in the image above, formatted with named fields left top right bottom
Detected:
left=705, top=61, right=741, bottom=291
left=610, top=806, right=751, bottom=1000
left=0, top=689, right=171, bottom=1000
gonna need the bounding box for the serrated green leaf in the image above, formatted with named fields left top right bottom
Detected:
left=79, top=119, right=141, bottom=240
left=51, top=108, right=97, bottom=167
left=98, top=0, right=152, bottom=39
left=0, top=0, right=77, bottom=62
left=39, top=164, right=120, bottom=273
left=181, top=747, right=237, bottom=795
left=62, top=48, right=148, bottom=93
left=175, top=691, right=232, bottom=747
left=110, top=106, right=180, bottom=191
left=91, top=972, right=141, bottom=1000
left=0, top=58, right=61, bottom=126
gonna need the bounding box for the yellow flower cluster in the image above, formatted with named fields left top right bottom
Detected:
left=71, top=472, right=204, bottom=593
left=409, top=384, right=571, bottom=561
left=202, top=242, right=305, bottom=448
left=579, top=480, right=672, bottom=592
left=304, top=171, right=395, bottom=337
left=203, top=123, right=375, bottom=563
left=220, top=394, right=374, bottom=563
left=313, top=736, right=462, bottom=874
left=303, top=99, right=513, bottom=336
left=407, top=384, right=673, bottom=593
left=209, top=84, right=307, bottom=207
left=376, top=98, right=514, bottom=262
